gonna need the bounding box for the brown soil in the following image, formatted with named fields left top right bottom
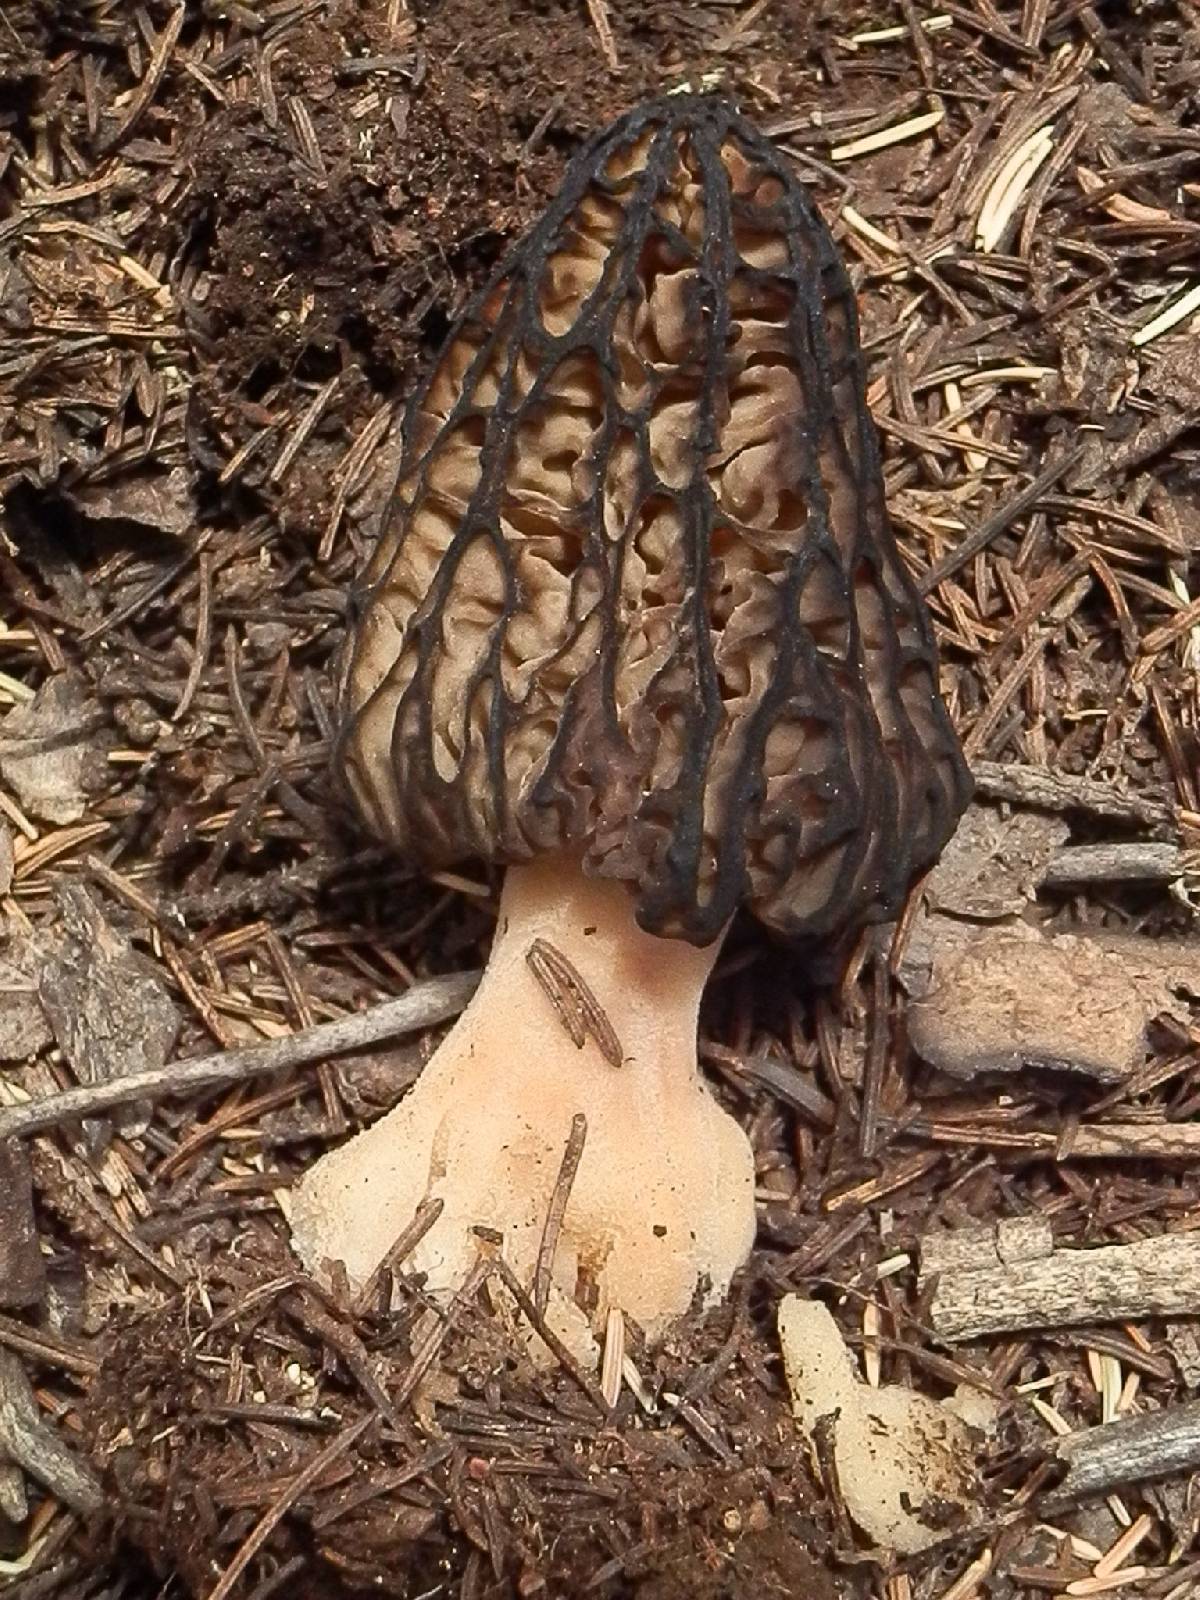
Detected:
left=85, top=1239, right=847, bottom=1600
left=2, top=1, right=1200, bottom=1598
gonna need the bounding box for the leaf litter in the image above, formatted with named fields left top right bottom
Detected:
left=1, top=2, right=1200, bottom=1598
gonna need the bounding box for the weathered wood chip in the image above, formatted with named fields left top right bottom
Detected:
left=903, top=918, right=1199, bottom=1084
left=0, top=935, right=53, bottom=1061
left=924, top=802, right=1070, bottom=918
left=0, top=1140, right=45, bottom=1310
left=67, top=464, right=197, bottom=537
left=37, top=882, right=180, bottom=1135
left=0, top=675, right=104, bottom=826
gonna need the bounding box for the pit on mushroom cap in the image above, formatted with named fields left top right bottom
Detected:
left=291, top=96, right=970, bottom=1362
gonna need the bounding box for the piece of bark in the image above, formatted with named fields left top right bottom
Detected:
left=67, top=464, right=196, bottom=538
left=925, top=804, right=1070, bottom=919
left=1165, top=1322, right=1200, bottom=1389
left=1049, top=1399, right=1200, bottom=1505
left=920, top=1217, right=1053, bottom=1284
left=0, top=1456, right=27, bottom=1522
left=923, top=1228, right=1200, bottom=1342
left=37, top=882, right=179, bottom=1139
left=0, top=935, right=54, bottom=1061
left=0, top=1351, right=102, bottom=1514
left=0, top=819, right=12, bottom=897
left=903, top=919, right=1198, bottom=1085
left=0, top=675, right=105, bottom=825
left=0, top=1141, right=45, bottom=1309
left=717, top=1049, right=836, bottom=1127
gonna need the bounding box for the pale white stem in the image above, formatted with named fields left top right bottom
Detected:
left=290, top=856, right=757, bottom=1363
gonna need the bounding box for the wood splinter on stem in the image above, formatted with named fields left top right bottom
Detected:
left=351, top=1196, right=446, bottom=1318
left=533, top=1112, right=589, bottom=1317
left=526, top=939, right=624, bottom=1067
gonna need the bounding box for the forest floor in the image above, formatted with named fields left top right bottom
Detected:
left=1, top=2, right=1199, bottom=1598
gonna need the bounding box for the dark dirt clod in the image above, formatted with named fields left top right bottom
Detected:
left=84, top=1237, right=841, bottom=1600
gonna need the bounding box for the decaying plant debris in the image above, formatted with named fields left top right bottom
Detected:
left=2, top=3, right=1200, bottom=1599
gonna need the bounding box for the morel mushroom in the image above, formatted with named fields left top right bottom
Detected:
left=291, top=96, right=970, bottom=1358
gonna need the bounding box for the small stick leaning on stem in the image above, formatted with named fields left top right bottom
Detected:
left=0, top=972, right=480, bottom=1140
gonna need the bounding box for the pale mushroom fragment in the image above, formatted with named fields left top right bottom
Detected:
left=779, top=1297, right=991, bottom=1555
left=291, top=96, right=970, bottom=1363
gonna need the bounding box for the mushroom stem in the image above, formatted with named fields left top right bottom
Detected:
left=290, top=855, right=757, bottom=1361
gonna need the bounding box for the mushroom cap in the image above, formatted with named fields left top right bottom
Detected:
left=339, top=95, right=971, bottom=945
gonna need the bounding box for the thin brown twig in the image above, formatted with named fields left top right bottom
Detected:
left=488, top=1253, right=610, bottom=1415
left=0, top=972, right=479, bottom=1139
left=352, top=1196, right=445, bottom=1317
left=583, top=0, right=618, bottom=70
left=920, top=442, right=1085, bottom=593
left=94, top=4, right=187, bottom=157
left=0, top=1351, right=102, bottom=1515
left=172, top=546, right=213, bottom=721
left=393, top=1256, right=493, bottom=1407
left=205, top=1412, right=374, bottom=1600
left=858, top=943, right=890, bottom=1159
left=0, top=1314, right=98, bottom=1378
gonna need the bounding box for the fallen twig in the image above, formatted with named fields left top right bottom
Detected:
left=0, top=972, right=479, bottom=1140
left=206, top=1411, right=375, bottom=1600
left=1042, top=841, right=1187, bottom=886
left=584, top=0, right=618, bottom=70
left=93, top=4, right=187, bottom=157
left=0, top=1313, right=98, bottom=1379
left=0, top=1351, right=102, bottom=1515
left=351, top=1196, right=445, bottom=1318
left=920, top=442, right=1084, bottom=593
left=1048, top=1399, right=1200, bottom=1505
left=922, top=1221, right=1200, bottom=1341
left=970, top=761, right=1177, bottom=833
left=897, top=1117, right=1200, bottom=1162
